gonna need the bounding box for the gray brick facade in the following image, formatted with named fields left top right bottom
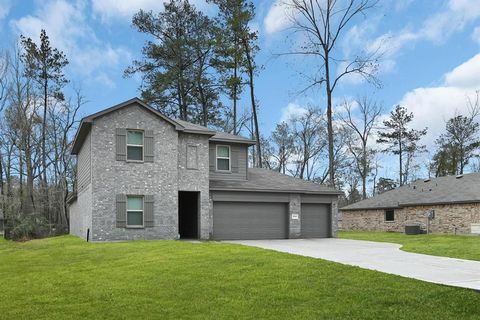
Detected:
left=177, top=133, right=211, bottom=239
left=91, top=103, right=179, bottom=241
left=288, top=194, right=301, bottom=238
left=69, top=99, right=340, bottom=241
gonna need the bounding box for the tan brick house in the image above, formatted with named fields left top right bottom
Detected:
left=341, top=173, right=480, bottom=234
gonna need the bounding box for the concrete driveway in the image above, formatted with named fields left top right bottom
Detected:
left=227, top=238, right=480, bottom=290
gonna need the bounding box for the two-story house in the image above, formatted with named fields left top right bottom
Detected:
left=68, top=98, right=342, bottom=241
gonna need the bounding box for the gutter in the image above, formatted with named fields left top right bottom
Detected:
left=209, top=187, right=344, bottom=195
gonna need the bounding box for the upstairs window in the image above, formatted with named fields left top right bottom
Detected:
left=385, top=209, right=395, bottom=222
left=127, top=196, right=144, bottom=227
left=127, top=130, right=144, bottom=161
left=216, top=145, right=231, bottom=171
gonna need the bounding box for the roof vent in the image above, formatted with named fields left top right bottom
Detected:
left=424, top=179, right=430, bottom=182
left=456, top=174, right=463, bottom=179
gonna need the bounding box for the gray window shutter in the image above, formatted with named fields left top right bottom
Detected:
left=144, top=130, right=154, bottom=162
left=231, top=147, right=239, bottom=173
left=116, top=194, right=127, bottom=228
left=144, top=195, right=154, bottom=227
left=115, top=128, right=127, bottom=161
left=209, top=145, right=215, bottom=170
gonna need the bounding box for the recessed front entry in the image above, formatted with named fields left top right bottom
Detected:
left=178, top=191, right=199, bottom=239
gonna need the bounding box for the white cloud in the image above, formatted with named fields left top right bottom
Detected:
left=280, top=102, right=308, bottom=122
left=472, top=26, right=480, bottom=43
left=360, top=0, right=480, bottom=75
left=398, top=54, right=480, bottom=148
left=419, top=0, right=480, bottom=43
left=0, top=0, right=11, bottom=21
left=444, top=54, right=480, bottom=88
left=91, top=0, right=164, bottom=21
left=10, top=0, right=131, bottom=86
left=11, top=0, right=89, bottom=52
left=91, top=0, right=212, bottom=22
left=94, top=72, right=116, bottom=89
left=399, top=86, right=472, bottom=147
left=264, top=0, right=295, bottom=34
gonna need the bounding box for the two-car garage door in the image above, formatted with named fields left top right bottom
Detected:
left=212, top=201, right=331, bottom=240
left=213, top=202, right=288, bottom=240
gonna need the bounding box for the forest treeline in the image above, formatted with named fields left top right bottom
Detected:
left=1, top=0, right=479, bottom=240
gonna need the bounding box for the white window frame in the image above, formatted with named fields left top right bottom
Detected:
left=126, top=195, right=144, bottom=228
left=126, top=129, right=144, bottom=162
left=216, top=145, right=231, bottom=172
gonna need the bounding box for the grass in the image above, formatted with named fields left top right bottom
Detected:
left=0, top=236, right=479, bottom=319
left=339, top=231, right=480, bottom=261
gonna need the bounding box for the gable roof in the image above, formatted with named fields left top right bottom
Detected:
left=210, top=168, right=343, bottom=195
left=174, top=119, right=255, bottom=145
left=71, top=98, right=252, bottom=154
left=341, top=173, right=480, bottom=211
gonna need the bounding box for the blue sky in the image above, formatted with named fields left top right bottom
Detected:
left=1, top=0, right=480, bottom=180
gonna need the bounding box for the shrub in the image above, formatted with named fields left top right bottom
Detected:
left=6, top=214, right=50, bottom=241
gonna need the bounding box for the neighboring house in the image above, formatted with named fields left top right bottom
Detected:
left=68, top=98, right=342, bottom=241
left=341, top=173, right=480, bottom=234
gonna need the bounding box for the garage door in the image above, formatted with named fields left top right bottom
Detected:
left=213, top=202, right=288, bottom=240
left=301, top=204, right=331, bottom=238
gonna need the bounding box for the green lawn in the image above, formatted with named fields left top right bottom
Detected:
left=339, top=231, right=480, bottom=261
left=0, top=236, right=479, bottom=319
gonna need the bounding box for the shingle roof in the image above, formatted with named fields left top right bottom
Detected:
left=210, top=168, right=343, bottom=194
left=72, top=97, right=255, bottom=154
left=173, top=119, right=255, bottom=145
left=172, top=119, right=217, bottom=135
left=341, top=173, right=480, bottom=210
left=209, top=131, right=256, bottom=145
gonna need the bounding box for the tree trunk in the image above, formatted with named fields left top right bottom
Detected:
left=198, top=77, right=208, bottom=126
left=362, top=141, right=367, bottom=199
left=0, top=151, right=4, bottom=217
left=325, top=67, right=335, bottom=186
left=242, top=38, right=262, bottom=168
left=399, top=138, right=403, bottom=186
left=232, top=45, right=238, bottom=135
left=42, top=79, right=50, bottom=222
left=24, top=141, right=35, bottom=215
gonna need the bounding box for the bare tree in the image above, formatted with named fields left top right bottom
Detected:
left=289, top=107, right=327, bottom=180
left=0, top=43, right=80, bottom=240
left=5, top=47, right=41, bottom=216
left=339, top=97, right=382, bottom=199
left=269, top=122, right=295, bottom=174
left=281, top=0, right=380, bottom=186
left=0, top=50, right=9, bottom=113
left=47, top=90, right=82, bottom=226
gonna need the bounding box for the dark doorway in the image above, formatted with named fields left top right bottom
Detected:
left=178, top=191, right=199, bottom=239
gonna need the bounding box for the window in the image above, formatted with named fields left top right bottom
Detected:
left=127, top=130, right=144, bottom=161
left=216, top=145, right=230, bottom=171
left=127, top=196, right=144, bottom=227
left=385, top=209, right=395, bottom=222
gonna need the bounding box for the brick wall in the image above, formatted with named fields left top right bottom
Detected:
left=177, top=133, right=211, bottom=239
left=341, top=203, right=480, bottom=234
left=90, top=103, right=179, bottom=241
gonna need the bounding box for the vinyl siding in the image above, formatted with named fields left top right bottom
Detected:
left=77, top=130, right=91, bottom=193
left=209, top=142, right=247, bottom=180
